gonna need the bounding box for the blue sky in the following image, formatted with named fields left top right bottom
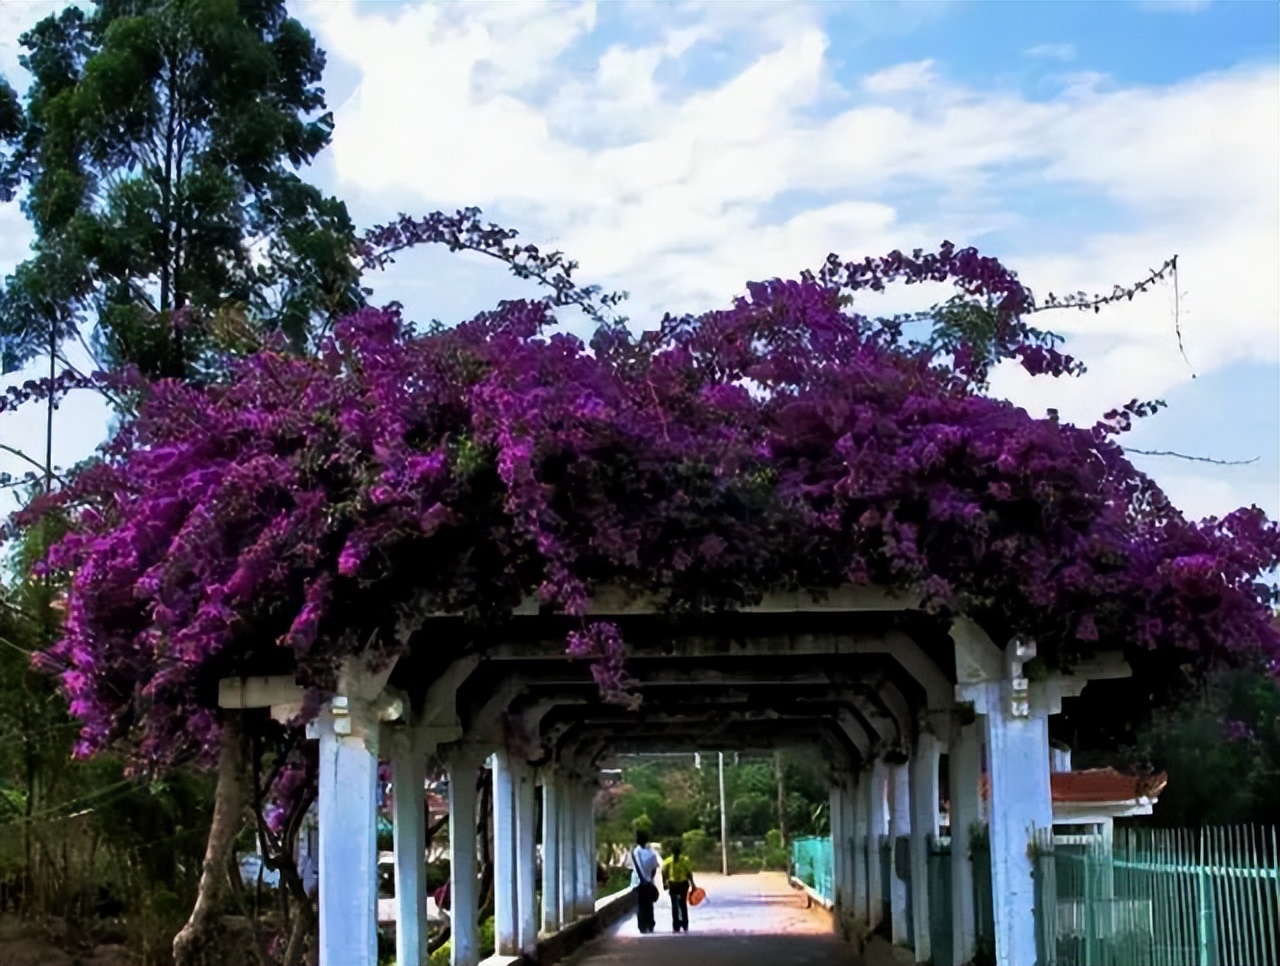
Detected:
left=1, top=0, right=1277, bottom=523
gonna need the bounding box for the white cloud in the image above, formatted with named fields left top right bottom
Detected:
left=1145, top=470, right=1273, bottom=523
left=1024, top=43, right=1077, bottom=62
left=862, top=59, right=938, bottom=94
left=3, top=1, right=1276, bottom=524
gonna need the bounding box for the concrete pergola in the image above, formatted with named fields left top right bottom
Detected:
left=219, top=586, right=1129, bottom=966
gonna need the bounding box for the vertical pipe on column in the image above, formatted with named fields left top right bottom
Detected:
left=842, top=777, right=857, bottom=921
left=587, top=783, right=597, bottom=910
left=889, top=761, right=912, bottom=947
left=558, top=776, right=577, bottom=923
left=317, top=710, right=380, bottom=966
left=392, top=738, right=427, bottom=966
left=515, top=760, right=538, bottom=955
left=851, top=772, right=869, bottom=930
left=447, top=754, right=479, bottom=966
left=950, top=722, right=981, bottom=966
left=910, top=735, right=941, bottom=963
left=492, top=751, right=518, bottom=955
left=576, top=782, right=595, bottom=916
left=541, top=771, right=561, bottom=934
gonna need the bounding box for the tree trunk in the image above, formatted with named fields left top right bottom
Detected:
left=174, top=711, right=249, bottom=966
left=280, top=895, right=314, bottom=966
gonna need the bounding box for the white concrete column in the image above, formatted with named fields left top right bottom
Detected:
left=866, top=760, right=888, bottom=930
left=514, top=759, right=538, bottom=955
left=391, top=736, right=427, bottom=966
left=557, top=775, right=578, bottom=923
left=889, top=761, right=912, bottom=947
left=540, top=770, right=562, bottom=934
left=978, top=675, right=1053, bottom=966
left=909, top=735, right=941, bottom=963
left=851, top=772, right=869, bottom=929
left=446, top=752, right=480, bottom=966
left=840, top=778, right=857, bottom=925
left=587, top=784, right=598, bottom=907
left=950, top=721, right=982, bottom=966
left=317, top=705, right=379, bottom=966
left=492, top=750, right=519, bottom=955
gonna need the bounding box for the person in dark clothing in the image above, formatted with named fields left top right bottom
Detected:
left=661, top=841, right=697, bottom=933
left=630, top=830, right=660, bottom=934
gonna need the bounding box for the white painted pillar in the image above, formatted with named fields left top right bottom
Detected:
left=950, top=721, right=982, bottom=966
left=851, top=772, right=869, bottom=928
left=514, top=759, right=538, bottom=955
left=830, top=780, right=846, bottom=910
left=909, top=735, right=941, bottom=963
left=492, top=751, right=519, bottom=955
left=317, top=706, right=379, bottom=966
left=981, top=679, right=1053, bottom=966
left=889, top=762, right=912, bottom=947
left=540, top=771, right=562, bottom=934
left=392, top=737, right=427, bottom=966
left=841, top=778, right=857, bottom=926
left=866, top=760, right=888, bottom=930
left=447, top=753, right=480, bottom=966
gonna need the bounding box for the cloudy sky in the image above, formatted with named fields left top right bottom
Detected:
left=2, top=0, right=1277, bottom=522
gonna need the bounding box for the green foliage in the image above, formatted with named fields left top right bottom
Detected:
left=598, top=753, right=831, bottom=869
left=681, top=828, right=713, bottom=864
left=762, top=829, right=789, bottom=871
left=0, top=0, right=362, bottom=379
left=428, top=915, right=494, bottom=966
left=0, top=523, right=211, bottom=959
left=1136, top=662, right=1280, bottom=826
left=598, top=865, right=631, bottom=898
left=730, top=791, right=773, bottom=837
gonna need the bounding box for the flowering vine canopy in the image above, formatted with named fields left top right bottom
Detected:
left=23, top=214, right=1280, bottom=768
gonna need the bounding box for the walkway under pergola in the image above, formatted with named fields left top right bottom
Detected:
left=219, top=585, right=1129, bottom=966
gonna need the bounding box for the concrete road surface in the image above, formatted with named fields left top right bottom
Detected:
left=564, top=872, right=860, bottom=965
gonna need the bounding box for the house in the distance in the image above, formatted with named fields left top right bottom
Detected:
left=943, top=742, right=1168, bottom=840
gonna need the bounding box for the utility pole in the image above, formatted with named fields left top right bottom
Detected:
left=718, top=751, right=729, bottom=876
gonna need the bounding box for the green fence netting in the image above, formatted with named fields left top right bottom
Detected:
left=792, top=835, right=834, bottom=904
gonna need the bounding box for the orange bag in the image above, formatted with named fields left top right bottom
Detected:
left=689, top=886, right=706, bottom=906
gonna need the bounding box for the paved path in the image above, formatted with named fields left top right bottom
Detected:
left=564, top=872, right=859, bottom=965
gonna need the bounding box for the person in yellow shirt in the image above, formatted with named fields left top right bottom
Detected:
left=660, top=841, right=697, bottom=933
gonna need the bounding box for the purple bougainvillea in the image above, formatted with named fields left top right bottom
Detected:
left=18, top=228, right=1278, bottom=771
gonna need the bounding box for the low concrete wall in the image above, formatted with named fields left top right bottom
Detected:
left=534, top=887, right=637, bottom=965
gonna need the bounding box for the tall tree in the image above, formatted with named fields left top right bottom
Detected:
left=0, top=0, right=362, bottom=382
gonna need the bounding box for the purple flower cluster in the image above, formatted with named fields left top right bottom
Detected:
left=1222, top=719, right=1255, bottom=743
left=20, top=244, right=1279, bottom=770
